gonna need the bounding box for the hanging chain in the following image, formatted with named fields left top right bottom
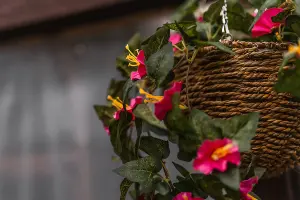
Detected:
left=220, top=0, right=232, bottom=41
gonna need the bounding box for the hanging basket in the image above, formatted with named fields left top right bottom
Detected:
left=173, top=40, right=300, bottom=177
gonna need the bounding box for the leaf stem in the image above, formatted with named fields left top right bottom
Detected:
left=161, top=160, right=175, bottom=190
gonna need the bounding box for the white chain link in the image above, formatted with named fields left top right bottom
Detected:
left=220, top=0, right=232, bottom=41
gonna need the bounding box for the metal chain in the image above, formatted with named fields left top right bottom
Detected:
left=220, top=0, right=233, bottom=41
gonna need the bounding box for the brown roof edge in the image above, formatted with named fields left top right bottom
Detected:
left=0, top=0, right=182, bottom=41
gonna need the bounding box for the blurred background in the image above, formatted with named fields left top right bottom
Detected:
left=0, top=0, right=298, bottom=200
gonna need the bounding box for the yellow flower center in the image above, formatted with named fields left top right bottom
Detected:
left=125, top=44, right=140, bottom=67
left=139, top=88, right=187, bottom=109
left=107, top=95, right=131, bottom=111
left=247, top=193, right=257, bottom=200
left=288, top=40, right=300, bottom=55
left=275, top=32, right=282, bottom=41
left=211, top=143, right=234, bottom=161
left=139, top=88, right=163, bottom=103
left=182, top=193, right=189, bottom=200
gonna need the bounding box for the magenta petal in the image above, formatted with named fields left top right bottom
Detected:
left=193, top=159, right=213, bottom=175
left=212, top=159, right=228, bottom=172
left=130, top=96, right=143, bottom=109
left=197, top=16, right=204, bottom=22
left=169, top=33, right=182, bottom=45
left=114, top=110, right=121, bottom=120
left=154, top=101, right=172, bottom=120
left=138, top=64, right=147, bottom=77
left=104, top=126, right=110, bottom=135
left=137, top=50, right=145, bottom=65
left=252, top=8, right=284, bottom=38
left=226, top=152, right=241, bottom=166
left=130, top=71, right=142, bottom=80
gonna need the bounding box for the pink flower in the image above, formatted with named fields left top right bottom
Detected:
left=173, top=192, right=204, bottom=200
left=125, top=45, right=147, bottom=80
left=154, top=82, right=184, bottom=120
left=193, top=138, right=241, bottom=175
left=107, top=95, right=143, bottom=121
left=104, top=126, right=110, bottom=135
left=240, top=177, right=259, bottom=200
left=252, top=8, right=284, bottom=38
left=197, top=16, right=204, bottom=22
left=169, top=33, right=182, bottom=52
left=130, top=50, right=147, bottom=80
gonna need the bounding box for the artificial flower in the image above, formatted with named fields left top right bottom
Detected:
left=107, top=95, right=143, bottom=120
left=173, top=192, right=204, bottom=200
left=252, top=8, right=284, bottom=38
left=125, top=45, right=147, bottom=80
left=240, top=177, right=259, bottom=200
left=193, top=138, right=241, bottom=175
left=197, top=16, right=204, bottom=22
left=288, top=40, right=300, bottom=57
left=139, top=81, right=187, bottom=120
left=169, top=33, right=182, bottom=52
left=104, top=126, right=110, bottom=135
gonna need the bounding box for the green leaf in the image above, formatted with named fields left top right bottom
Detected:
left=216, top=167, right=240, bottom=190
left=214, top=113, right=260, bottom=152
left=249, top=0, right=281, bottom=30
left=231, top=113, right=260, bottom=152
left=120, top=178, right=133, bottom=200
left=109, top=112, right=135, bottom=163
left=165, top=22, right=196, bottom=34
left=127, top=33, right=141, bottom=50
left=139, top=136, right=170, bottom=159
left=135, top=119, right=143, bottom=157
left=203, top=0, right=224, bottom=23
left=133, top=104, right=168, bottom=134
left=193, top=40, right=235, bottom=54
left=227, top=2, right=254, bottom=34
left=172, top=162, right=190, bottom=177
left=177, top=151, right=195, bottom=162
left=248, top=0, right=265, bottom=7
left=113, top=156, right=162, bottom=185
left=285, top=15, right=300, bottom=37
left=93, top=105, right=115, bottom=126
left=155, top=181, right=170, bottom=196
left=142, top=26, right=170, bottom=58
left=171, top=0, right=198, bottom=22
left=275, top=59, right=300, bottom=98
left=189, top=109, right=219, bottom=141
left=145, top=43, right=174, bottom=87
left=279, top=52, right=295, bottom=73
left=122, top=79, right=135, bottom=108
left=107, top=79, right=127, bottom=99
left=254, top=167, right=266, bottom=179
left=155, top=194, right=173, bottom=200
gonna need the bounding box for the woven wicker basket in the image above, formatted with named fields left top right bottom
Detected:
left=173, top=41, right=300, bottom=177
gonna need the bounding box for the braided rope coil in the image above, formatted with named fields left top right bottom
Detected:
left=173, top=41, right=300, bottom=177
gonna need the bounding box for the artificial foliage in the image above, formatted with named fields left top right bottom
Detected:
left=94, top=0, right=300, bottom=199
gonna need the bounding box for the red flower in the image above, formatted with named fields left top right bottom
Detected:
left=240, top=177, right=259, bottom=200
left=104, top=126, right=110, bottom=135
left=252, top=8, right=284, bottom=38
left=139, top=82, right=187, bottom=120
left=169, top=33, right=182, bottom=52
left=193, top=138, right=241, bottom=175
left=125, top=45, right=147, bottom=80
left=197, top=16, right=204, bottom=22
left=107, top=95, right=143, bottom=121
left=173, top=192, right=204, bottom=200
